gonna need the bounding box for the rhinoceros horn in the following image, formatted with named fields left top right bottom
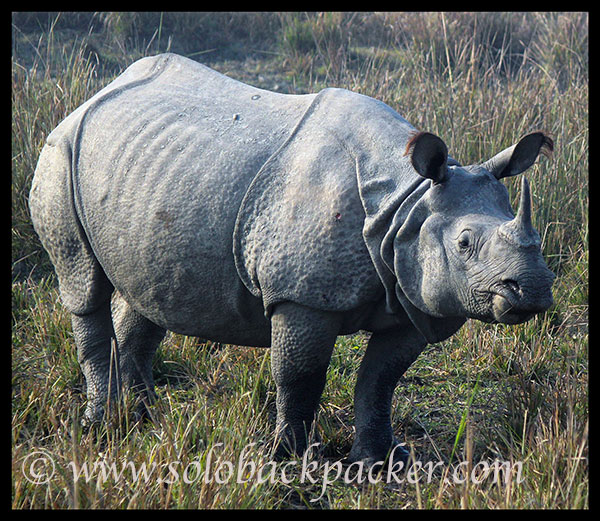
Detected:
left=497, top=176, right=540, bottom=248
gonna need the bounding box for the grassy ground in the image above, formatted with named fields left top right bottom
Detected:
left=12, top=12, right=588, bottom=509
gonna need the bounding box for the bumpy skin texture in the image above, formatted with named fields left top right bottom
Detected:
left=349, top=323, right=425, bottom=464
left=270, top=303, right=341, bottom=457
left=29, top=54, right=555, bottom=463
left=111, top=290, right=166, bottom=418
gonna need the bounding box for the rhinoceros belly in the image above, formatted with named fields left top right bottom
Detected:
left=71, top=55, right=315, bottom=344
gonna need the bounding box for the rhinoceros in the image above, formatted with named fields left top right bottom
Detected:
left=29, top=53, right=555, bottom=463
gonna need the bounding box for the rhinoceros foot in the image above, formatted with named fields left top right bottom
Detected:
left=347, top=435, right=410, bottom=468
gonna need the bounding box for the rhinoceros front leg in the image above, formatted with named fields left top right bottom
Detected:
left=348, top=326, right=426, bottom=465
left=270, top=302, right=342, bottom=459
left=111, top=291, right=165, bottom=420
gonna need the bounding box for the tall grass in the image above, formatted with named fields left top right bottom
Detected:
left=12, top=18, right=103, bottom=278
left=12, top=12, right=587, bottom=509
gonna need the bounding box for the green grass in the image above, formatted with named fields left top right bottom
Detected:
left=12, top=12, right=587, bottom=509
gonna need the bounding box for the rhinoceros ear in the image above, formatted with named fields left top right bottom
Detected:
left=405, top=131, right=448, bottom=184
left=482, top=132, right=554, bottom=179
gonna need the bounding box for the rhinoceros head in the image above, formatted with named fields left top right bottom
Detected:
left=395, top=131, right=555, bottom=329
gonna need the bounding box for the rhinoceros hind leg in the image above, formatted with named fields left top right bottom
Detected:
left=70, top=300, right=119, bottom=426
left=111, top=291, right=165, bottom=421
left=348, top=326, right=426, bottom=465
left=270, top=302, right=342, bottom=459
left=30, top=141, right=119, bottom=425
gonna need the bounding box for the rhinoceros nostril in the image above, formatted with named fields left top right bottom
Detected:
left=501, top=278, right=521, bottom=297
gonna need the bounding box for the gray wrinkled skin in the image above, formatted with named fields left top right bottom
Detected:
left=29, top=54, right=555, bottom=464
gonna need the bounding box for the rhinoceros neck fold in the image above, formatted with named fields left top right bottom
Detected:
left=360, top=175, right=428, bottom=312
left=353, top=128, right=468, bottom=343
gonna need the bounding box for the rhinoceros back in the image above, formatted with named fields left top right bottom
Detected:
left=65, top=54, right=316, bottom=337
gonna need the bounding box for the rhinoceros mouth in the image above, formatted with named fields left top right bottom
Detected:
left=490, top=293, right=536, bottom=324
left=468, top=287, right=535, bottom=325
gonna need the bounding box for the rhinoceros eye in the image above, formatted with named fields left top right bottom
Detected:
left=457, top=230, right=472, bottom=251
